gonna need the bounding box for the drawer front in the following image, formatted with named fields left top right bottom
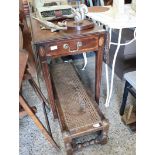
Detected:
left=45, top=36, right=99, bottom=57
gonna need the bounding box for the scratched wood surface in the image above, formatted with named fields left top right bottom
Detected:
left=30, top=16, right=105, bottom=44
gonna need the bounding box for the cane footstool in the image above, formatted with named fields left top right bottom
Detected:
left=51, top=63, right=109, bottom=155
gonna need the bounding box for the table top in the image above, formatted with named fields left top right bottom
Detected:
left=30, top=16, right=105, bottom=45
left=87, top=4, right=136, bottom=29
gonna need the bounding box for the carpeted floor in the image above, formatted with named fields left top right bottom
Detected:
left=19, top=56, right=136, bottom=155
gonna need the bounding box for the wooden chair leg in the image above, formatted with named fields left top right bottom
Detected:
left=28, top=77, right=50, bottom=109
left=19, top=95, right=60, bottom=150
left=19, top=106, right=37, bottom=119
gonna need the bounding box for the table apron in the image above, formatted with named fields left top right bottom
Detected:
left=41, top=36, right=99, bottom=57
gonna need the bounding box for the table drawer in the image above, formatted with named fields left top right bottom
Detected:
left=46, top=36, right=99, bottom=57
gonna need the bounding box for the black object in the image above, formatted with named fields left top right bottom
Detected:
left=120, top=81, right=136, bottom=116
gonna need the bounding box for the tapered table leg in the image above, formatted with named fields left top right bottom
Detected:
left=95, top=36, right=104, bottom=103
left=39, top=47, right=57, bottom=119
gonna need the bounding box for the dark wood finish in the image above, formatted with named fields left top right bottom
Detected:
left=30, top=16, right=106, bottom=119
left=39, top=47, right=57, bottom=119
left=105, top=0, right=113, bottom=5
left=19, top=2, right=36, bottom=77
left=45, top=35, right=98, bottom=58
left=31, top=16, right=104, bottom=44
left=67, top=19, right=94, bottom=31
left=95, top=36, right=104, bottom=103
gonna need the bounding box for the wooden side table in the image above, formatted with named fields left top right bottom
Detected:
left=30, top=17, right=106, bottom=119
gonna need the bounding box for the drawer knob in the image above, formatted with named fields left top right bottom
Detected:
left=63, top=44, right=69, bottom=49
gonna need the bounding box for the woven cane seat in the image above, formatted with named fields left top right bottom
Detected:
left=51, top=63, right=102, bottom=132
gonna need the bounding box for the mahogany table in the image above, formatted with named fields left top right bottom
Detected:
left=30, top=17, right=107, bottom=119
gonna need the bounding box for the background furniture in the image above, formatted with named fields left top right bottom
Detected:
left=19, top=49, right=59, bottom=150
left=19, top=0, right=36, bottom=77
left=87, top=4, right=136, bottom=106
left=120, top=71, right=136, bottom=131
left=120, top=71, right=136, bottom=116
left=109, top=28, right=136, bottom=79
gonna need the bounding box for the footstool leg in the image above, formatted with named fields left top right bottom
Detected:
left=120, top=81, right=130, bottom=116
left=65, top=142, right=73, bottom=155
left=100, top=119, right=109, bottom=144
left=63, top=131, right=73, bottom=155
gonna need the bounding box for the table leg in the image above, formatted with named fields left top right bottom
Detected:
left=95, top=36, right=104, bottom=103
left=39, top=47, right=57, bottom=119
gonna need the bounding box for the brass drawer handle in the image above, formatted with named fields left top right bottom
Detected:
left=63, top=42, right=82, bottom=53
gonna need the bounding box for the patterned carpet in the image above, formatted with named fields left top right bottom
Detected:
left=19, top=56, right=136, bottom=155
